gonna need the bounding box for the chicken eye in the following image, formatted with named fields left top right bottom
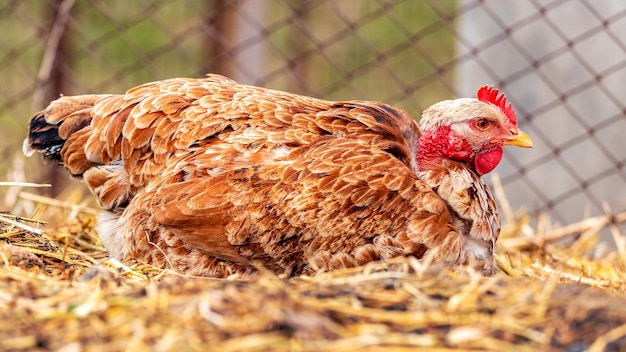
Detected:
left=476, top=119, right=490, bottom=130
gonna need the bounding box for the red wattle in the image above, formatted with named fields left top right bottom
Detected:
left=474, top=147, right=503, bottom=175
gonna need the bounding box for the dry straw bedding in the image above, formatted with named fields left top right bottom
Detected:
left=1, top=188, right=626, bottom=351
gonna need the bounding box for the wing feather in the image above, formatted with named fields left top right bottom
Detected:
left=145, top=135, right=457, bottom=271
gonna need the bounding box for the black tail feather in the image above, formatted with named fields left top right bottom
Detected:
left=24, top=112, right=64, bottom=162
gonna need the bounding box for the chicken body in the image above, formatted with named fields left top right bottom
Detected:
left=24, top=74, right=531, bottom=277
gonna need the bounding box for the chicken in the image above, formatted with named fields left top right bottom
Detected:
left=24, top=74, right=532, bottom=277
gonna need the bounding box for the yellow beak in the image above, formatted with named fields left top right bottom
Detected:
left=503, top=130, right=533, bottom=148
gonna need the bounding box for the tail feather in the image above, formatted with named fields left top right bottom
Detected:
left=23, top=111, right=65, bottom=161
left=23, top=94, right=111, bottom=176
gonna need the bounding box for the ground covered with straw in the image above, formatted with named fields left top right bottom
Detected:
left=2, top=184, right=626, bottom=351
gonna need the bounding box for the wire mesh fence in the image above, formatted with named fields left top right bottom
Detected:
left=1, top=0, right=625, bottom=228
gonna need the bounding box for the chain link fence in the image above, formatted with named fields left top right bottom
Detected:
left=1, top=0, right=625, bottom=228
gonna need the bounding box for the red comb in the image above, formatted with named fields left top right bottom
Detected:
left=477, top=85, right=516, bottom=126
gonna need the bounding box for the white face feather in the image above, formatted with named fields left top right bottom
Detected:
left=419, top=98, right=504, bottom=132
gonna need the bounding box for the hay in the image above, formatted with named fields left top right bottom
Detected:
left=2, top=185, right=626, bottom=351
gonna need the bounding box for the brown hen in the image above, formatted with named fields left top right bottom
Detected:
left=24, top=74, right=532, bottom=277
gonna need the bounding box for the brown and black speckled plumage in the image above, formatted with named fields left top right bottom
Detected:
left=24, top=74, right=531, bottom=277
